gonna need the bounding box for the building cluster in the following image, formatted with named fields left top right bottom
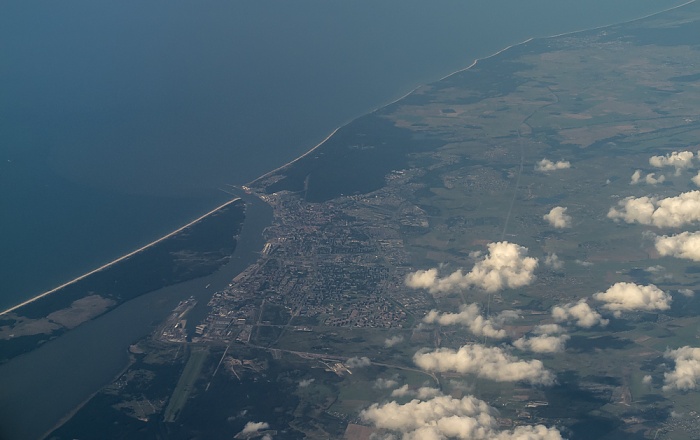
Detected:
left=195, top=172, right=441, bottom=342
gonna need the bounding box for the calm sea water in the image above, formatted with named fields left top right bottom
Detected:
left=0, top=0, right=685, bottom=311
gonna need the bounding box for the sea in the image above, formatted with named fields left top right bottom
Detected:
left=0, top=0, right=685, bottom=311
left=0, top=1, right=687, bottom=438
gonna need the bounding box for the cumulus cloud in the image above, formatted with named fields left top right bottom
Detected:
left=551, top=300, right=608, bottom=328
left=649, top=150, right=695, bottom=175
left=240, top=421, right=270, bottom=435
left=390, top=386, right=442, bottom=400
left=642, top=375, right=652, bottom=385
left=644, top=265, right=673, bottom=282
left=384, top=335, right=404, bottom=348
left=645, top=173, right=666, bottom=185
left=413, top=343, right=554, bottom=385
left=655, top=231, right=700, bottom=261
left=375, top=378, right=399, bottom=390
left=422, top=304, right=518, bottom=340
left=513, top=333, right=570, bottom=353
left=406, top=242, right=538, bottom=293
left=630, top=169, right=642, bottom=185
left=361, top=393, right=563, bottom=440
left=593, top=282, right=671, bottom=317
left=346, top=356, right=371, bottom=368
left=631, top=169, right=666, bottom=185
left=298, top=378, right=315, bottom=388
left=679, top=288, right=695, bottom=298
left=663, top=346, right=700, bottom=391
left=390, top=384, right=411, bottom=397
left=533, top=323, right=565, bottom=335
left=535, top=158, right=571, bottom=172
left=608, top=190, right=700, bottom=228
left=692, top=171, right=700, bottom=186
left=544, top=253, right=563, bottom=270
left=543, top=206, right=572, bottom=229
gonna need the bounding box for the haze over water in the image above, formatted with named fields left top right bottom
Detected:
left=0, top=0, right=685, bottom=311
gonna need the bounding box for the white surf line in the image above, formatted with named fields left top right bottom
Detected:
left=438, top=0, right=696, bottom=82
left=545, top=0, right=696, bottom=40
left=0, top=197, right=242, bottom=317
left=247, top=37, right=538, bottom=190
left=248, top=127, right=340, bottom=186
left=247, top=85, right=424, bottom=188
left=437, top=37, right=535, bottom=83
left=247, top=0, right=696, bottom=190
left=248, top=39, right=535, bottom=189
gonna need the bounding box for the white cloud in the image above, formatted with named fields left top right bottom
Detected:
left=375, top=378, right=399, bottom=390
left=679, top=288, right=695, bottom=298
left=535, top=158, right=571, bottom=172
left=630, top=169, right=642, bottom=185
left=390, top=384, right=411, bottom=397
left=649, top=150, right=695, bottom=175
left=405, top=268, right=440, bottom=290
left=608, top=190, right=700, bottom=228
left=692, top=171, right=700, bottom=186
left=390, top=386, right=442, bottom=400
left=593, top=282, right=671, bottom=317
left=413, top=343, right=554, bottom=385
left=645, top=265, right=665, bottom=273
left=543, top=206, right=572, bottom=229
left=645, top=173, right=666, bottom=185
left=544, top=253, right=563, bottom=270
left=663, top=346, right=700, bottom=391
left=642, top=375, right=652, bottom=385
left=240, top=421, right=270, bottom=435
left=645, top=265, right=672, bottom=281
left=347, top=356, right=371, bottom=368
left=415, top=388, right=442, bottom=400
left=533, top=324, right=565, bottom=335
left=655, top=231, right=700, bottom=261
left=551, top=300, right=608, bottom=328
left=406, top=242, right=538, bottom=293
left=422, top=304, right=518, bottom=340
left=360, top=393, right=563, bottom=440
left=631, top=169, right=666, bottom=185
left=298, top=378, right=315, bottom=387
left=384, top=335, right=405, bottom=348
left=513, top=334, right=570, bottom=353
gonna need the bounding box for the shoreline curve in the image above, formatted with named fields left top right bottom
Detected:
left=8, top=0, right=692, bottom=319
left=0, top=197, right=241, bottom=317
left=246, top=0, right=694, bottom=191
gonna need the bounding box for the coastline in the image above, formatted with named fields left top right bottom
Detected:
left=248, top=128, right=340, bottom=186
left=0, top=192, right=273, bottom=440
left=39, top=355, right=137, bottom=440
left=0, top=197, right=241, bottom=317
left=9, top=0, right=689, bottom=320
left=245, top=0, right=693, bottom=196
left=545, top=0, right=696, bottom=39
left=2, top=2, right=694, bottom=437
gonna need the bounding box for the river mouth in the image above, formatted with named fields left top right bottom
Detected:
left=0, top=192, right=272, bottom=440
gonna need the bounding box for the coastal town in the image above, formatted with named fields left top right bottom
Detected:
left=10, top=3, right=700, bottom=438
left=188, top=177, right=433, bottom=344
